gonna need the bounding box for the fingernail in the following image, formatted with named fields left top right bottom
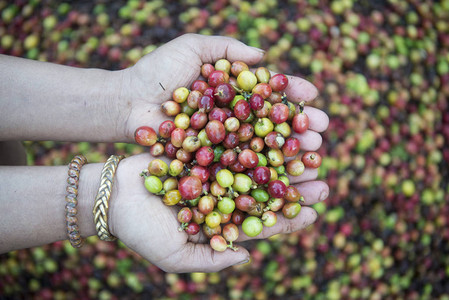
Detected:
left=320, top=190, right=329, bottom=201
left=249, top=46, right=265, bottom=55
left=235, top=257, right=250, bottom=266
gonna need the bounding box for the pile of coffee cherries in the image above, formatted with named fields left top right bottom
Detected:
left=135, top=59, right=322, bottom=252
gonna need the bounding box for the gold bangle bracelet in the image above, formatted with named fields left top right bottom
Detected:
left=65, top=155, right=88, bottom=248
left=92, top=155, right=125, bottom=241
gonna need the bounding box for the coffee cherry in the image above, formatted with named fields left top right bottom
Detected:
left=222, top=223, right=239, bottom=244
left=232, top=173, right=253, bottom=193
left=201, top=63, right=215, bottom=79
left=192, top=207, right=205, bottom=224
left=274, top=122, right=292, bottom=137
left=198, top=129, right=213, bottom=147
left=148, top=159, right=168, bottom=177
left=267, top=180, right=287, bottom=198
left=178, top=176, right=202, bottom=200
left=182, top=136, right=201, bottom=153
left=149, top=142, right=164, bottom=157
left=214, top=83, right=236, bottom=104
left=216, top=169, right=234, bottom=188
left=208, top=70, right=229, bottom=87
left=249, top=93, right=264, bottom=110
left=269, top=74, right=288, bottom=91
left=269, top=103, right=290, bottom=124
left=163, top=177, right=178, bottom=192
left=214, top=58, right=231, bottom=74
left=253, top=166, right=271, bottom=185
left=254, top=118, right=274, bottom=137
left=187, top=90, right=202, bottom=109
left=220, top=149, right=238, bottom=166
left=238, top=149, right=259, bottom=169
left=224, top=117, right=240, bottom=132
left=208, top=107, right=228, bottom=123
left=190, top=165, right=210, bottom=183
left=185, top=222, right=200, bottom=235
left=255, top=67, right=271, bottom=83
left=161, top=100, right=181, bottom=116
left=237, top=123, right=254, bottom=142
left=264, top=132, right=285, bottom=149
left=173, top=87, right=190, bottom=103
left=190, top=111, right=208, bottom=130
left=191, top=80, right=209, bottom=93
left=285, top=185, right=301, bottom=202
left=254, top=101, right=271, bottom=118
left=261, top=211, right=277, bottom=227
left=231, top=61, right=249, bottom=77
left=266, top=198, right=284, bottom=212
left=165, top=141, right=179, bottom=159
left=174, top=113, right=190, bottom=130
left=135, top=126, right=157, bottom=146
left=195, top=146, right=215, bottom=166
left=205, top=211, right=222, bottom=228
left=285, top=159, right=306, bottom=176
left=217, top=197, right=236, bottom=214
left=162, top=190, right=182, bottom=206
left=210, top=235, right=227, bottom=252
left=282, top=137, right=300, bottom=157
left=234, top=99, right=251, bottom=121
left=198, top=95, right=215, bottom=113
left=292, top=112, right=309, bottom=134
left=302, top=151, right=322, bottom=168
left=242, top=216, right=263, bottom=237
left=282, top=202, right=301, bottom=219
left=267, top=149, right=285, bottom=167
left=237, top=70, right=257, bottom=92
left=251, top=188, right=270, bottom=202
left=203, top=223, right=222, bottom=239
left=206, top=120, right=226, bottom=144
left=250, top=137, right=265, bottom=152
left=198, top=195, right=215, bottom=215
left=178, top=207, right=193, bottom=224
left=144, top=175, right=163, bottom=194
left=170, top=128, right=185, bottom=148
left=222, top=132, right=240, bottom=149
left=231, top=210, right=245, bottom=225
left=252, top=83, right=272, bottom=99
left=235, top=195, right=256, bottom=212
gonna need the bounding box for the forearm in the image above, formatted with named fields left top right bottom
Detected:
left=0, top=54, right=128, bottom=142
left=0, top=163, right=102, bottom=253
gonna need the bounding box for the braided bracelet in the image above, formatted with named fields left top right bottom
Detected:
left=65, top=155, right=88, bottom=248
left=92, top=155, right=125, bottom=241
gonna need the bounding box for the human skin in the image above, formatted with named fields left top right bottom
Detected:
left=0, top=34, right=329, bottom=273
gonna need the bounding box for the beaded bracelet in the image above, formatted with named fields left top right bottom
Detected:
left=65, top=155, right=88, bottom=248
left=92, top=155, right=125, bottom=241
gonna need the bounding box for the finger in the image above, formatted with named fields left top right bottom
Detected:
left=283, top=74, right=319, bottom=103
left=292, top=130, right=323, bottom=152
left=165, top=242, right=250, bottom=273
left=186, top=34, right=265, bottom=66
left=287, top=167, right=319, bottom=184
left=295, top=180, right=329, bottom=205
left=236, top=206, right=317, bottom=242
left=304, top=106, right=329, bottom=132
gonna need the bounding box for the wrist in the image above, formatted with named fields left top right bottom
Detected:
left=77, top=162, right=103, bottom=238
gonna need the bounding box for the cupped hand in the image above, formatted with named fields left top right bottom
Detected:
left=109, top=33, right=330, bottom=273
left=118, top=33, right=265, bottom=141
left=108, top=152, right=327, bottom=273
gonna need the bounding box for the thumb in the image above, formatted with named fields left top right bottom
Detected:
left=180, top=33, right=265, bottom=65
left=172, top=242, right=250, bottom=273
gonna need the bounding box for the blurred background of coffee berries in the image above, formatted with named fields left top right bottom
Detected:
left=1, top=0, right=448, bottom=299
